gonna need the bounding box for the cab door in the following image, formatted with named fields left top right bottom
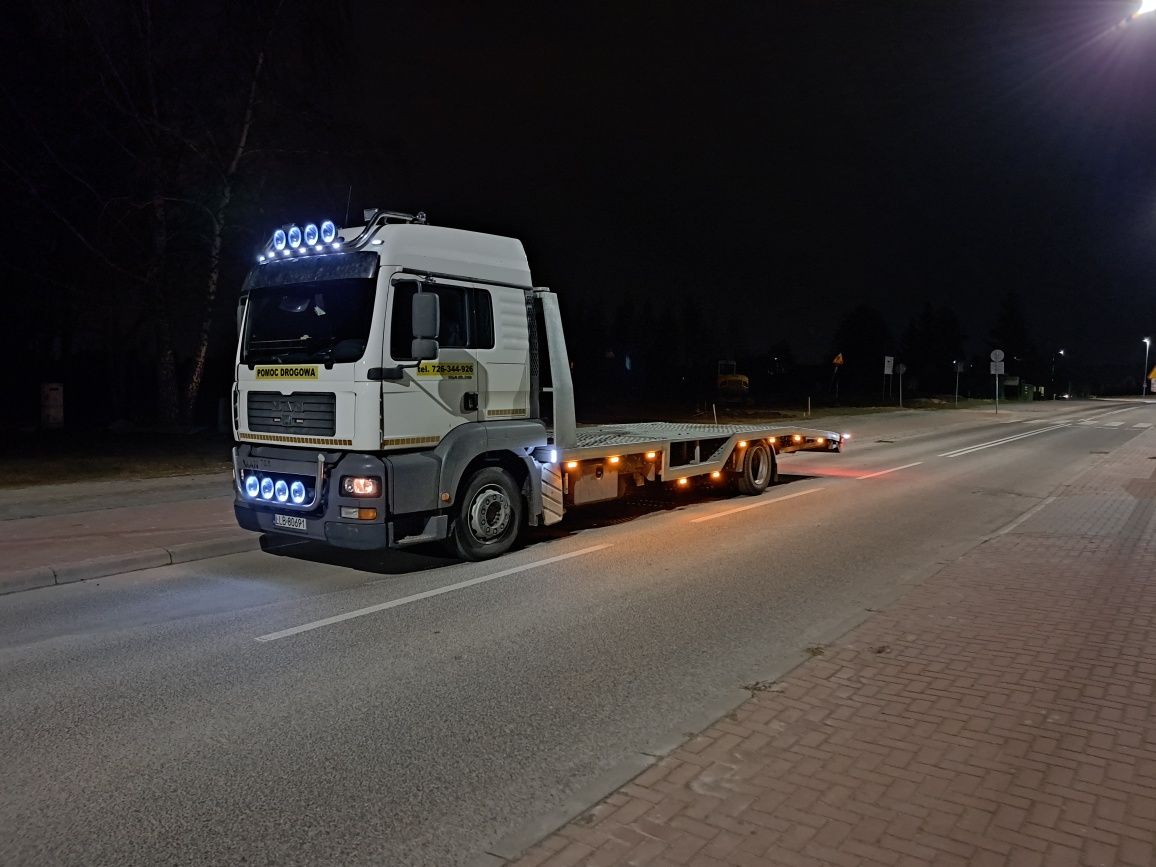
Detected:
left=382, top=277, right=479, bottom=447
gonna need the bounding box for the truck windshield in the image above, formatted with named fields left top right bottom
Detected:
left=242, top=277, right=376, bottom=365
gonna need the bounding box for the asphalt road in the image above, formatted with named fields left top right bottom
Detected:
left=2, top=400, right=1154, bottom=866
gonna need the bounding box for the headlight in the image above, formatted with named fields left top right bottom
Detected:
left=245, top=475, right=260, bottom=498
left=290, top=480, right=307, bottom=504
left=304, top=223, right=319, bottom=246
left=341, top=476, right=381, bottom=497
left=320, top=220, right=337, bottom=243
left=274, top=480, right=289, bottom=502
left=260, top=477, right=275, bottom=500
left=287, top=226, right=302, bottom=249
left=272, top=229, right=287, bottom=251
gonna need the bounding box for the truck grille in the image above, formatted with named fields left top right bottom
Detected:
left=247, top=391, right=336, bottom=437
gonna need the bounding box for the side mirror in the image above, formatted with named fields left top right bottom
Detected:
left=412, top=292, right=440, bottom=339
left=411, top=337, right=438, bottom=361
left=411, top=292, right=440, bottom=361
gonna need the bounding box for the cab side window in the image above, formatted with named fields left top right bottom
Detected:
left=390, top=280, right=494, bottom=360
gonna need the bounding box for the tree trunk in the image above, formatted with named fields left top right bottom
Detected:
left=183, top=48, right=264, bottom=424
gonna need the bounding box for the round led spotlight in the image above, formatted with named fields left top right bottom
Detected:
left=304, top=223, right=319, bottom=246
left=287, top=225, right=302, bottom=248
left=290, top=480, right=307, bottom=504
left=272, top=228, right=287, bottom=251
left=274, top=479, right=289, bottom=503
left=245, top=475, right=261, bottom=498
left=320, top=220, right=337, bottom=244
left=260, top=477, right=275, bottom=500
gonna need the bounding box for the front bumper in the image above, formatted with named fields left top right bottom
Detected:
left=232, top=445, right=394, bottom=550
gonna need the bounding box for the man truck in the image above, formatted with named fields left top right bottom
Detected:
left=232, top=209, right=845, bottom=560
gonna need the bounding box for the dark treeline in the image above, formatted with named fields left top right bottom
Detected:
left=3, top=0, right=362, bottom=429
left=564, top=290, right=1137, bottom=414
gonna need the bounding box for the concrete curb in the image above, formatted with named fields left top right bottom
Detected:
left=0, top=535, right=267, bottom=596
left=467, top=687, right=751, bottom=867
left=469, top=609, right=931, bottom=864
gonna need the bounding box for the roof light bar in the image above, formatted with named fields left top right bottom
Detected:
left=260, top=217, right=345, bottom=264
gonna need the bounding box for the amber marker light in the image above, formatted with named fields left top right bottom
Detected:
left=645, top=451, right=657, bottom=460
left=711, top=471, right=721, bottom=479
left=738, top=440, right=747, bottom=448
left=793, top=434, right=803, bottom=443
left=566, top=461, right=578, bottom=470
left=609, top=456, right=620, bottom=464
left=677, top=478, right=689, bottom=486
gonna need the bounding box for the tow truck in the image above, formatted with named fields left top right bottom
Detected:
left=232, top=210, right=846, bottom=560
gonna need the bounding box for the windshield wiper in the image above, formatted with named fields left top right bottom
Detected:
left=248, top=338, right=310, bottom=350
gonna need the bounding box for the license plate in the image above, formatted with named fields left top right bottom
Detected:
left=273, top=514, right=308, bottom=532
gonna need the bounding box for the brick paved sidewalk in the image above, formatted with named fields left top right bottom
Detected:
left=502, top=429, right=1156, bottom=867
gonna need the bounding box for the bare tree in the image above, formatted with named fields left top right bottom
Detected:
left=2, top=0, right=297, bottom=425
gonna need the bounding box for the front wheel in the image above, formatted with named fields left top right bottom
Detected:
left=449, top=467, right=524, bottom=560
left=735, top=441, right=774, bottom=495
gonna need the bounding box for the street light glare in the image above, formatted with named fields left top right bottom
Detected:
left=1138, top=0, right=1156, bottom=16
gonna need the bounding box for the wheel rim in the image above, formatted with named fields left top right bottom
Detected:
left=467, top=484, right=512, bottom=544
left=750, top=447, right=771, bottom=487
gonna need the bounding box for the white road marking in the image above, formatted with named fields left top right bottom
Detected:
left=856, top=462, right=923, bottom=480
left=1103, top=422, right=1124, bottom=428
left=690, top=487, right=822, bottom=523
left=1135, top=423, right=1153, bottom=429
left=255, top=544, right=612, bottom=642
left=994, top=495, right=1058, bottom=536
left=1097, top=406, right=1138, bottom=416
left=938, top=424, right=1069, bottom=458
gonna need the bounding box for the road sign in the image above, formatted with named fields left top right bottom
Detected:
left=898, top=363, right=907, bottom=374
left=883, top=356, right=894, bottom=375
left=990, top=361, right=1005, bottom=375
left=832, top=353, right=844, bottom=366
left=990, top=349, right=1005, bottom=362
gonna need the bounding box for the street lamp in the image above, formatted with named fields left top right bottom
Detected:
left=1118, top=1, right=1155, bottom=26
left=1144, top=338, right=1152, bottom=397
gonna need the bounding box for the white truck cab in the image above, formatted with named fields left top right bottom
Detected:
left=233, top=209, right=845, bottom=559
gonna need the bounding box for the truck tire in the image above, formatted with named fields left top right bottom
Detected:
left=449, top=467, right=524, bottom=560
left=735, top=441, right=774, bottom=495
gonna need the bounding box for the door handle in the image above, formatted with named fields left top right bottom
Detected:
left=463, top=392, right=478, bottom=412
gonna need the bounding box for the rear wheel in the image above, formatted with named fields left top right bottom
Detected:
left=735, top=441, right=773, bottom=495
left=449, top=467, right=524, bottom=560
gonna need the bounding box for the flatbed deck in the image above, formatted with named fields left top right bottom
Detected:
left=554, top=421, right=844, bottom=474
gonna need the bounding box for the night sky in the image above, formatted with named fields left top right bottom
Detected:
left=346, top=1, right=1156, bottom=365
left=3, top=0, right=1156, bottom=424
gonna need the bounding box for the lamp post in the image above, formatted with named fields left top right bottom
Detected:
left=1144, top=338, right=1152, bottom=397
left=1050, top=349, right=1065, bottom=399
